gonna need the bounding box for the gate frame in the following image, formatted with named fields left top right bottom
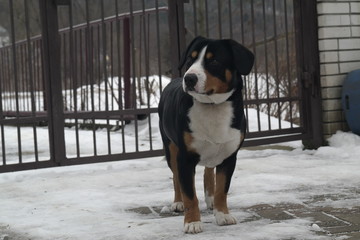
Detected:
left=294, top=0, right=324, bottom=148
left=0, top=0, right=323, bottom=173
left=40, top=0, right=66, bottom=165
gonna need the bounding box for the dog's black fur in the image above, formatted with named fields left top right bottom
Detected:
left=158, top=36, right=254, bottom=233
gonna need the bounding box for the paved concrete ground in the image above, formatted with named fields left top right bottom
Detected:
left=245, top=203, right=360, bottom=239
left=130, top=198, right=360, bottom=239
left=3, top=201, right=359, bottom=240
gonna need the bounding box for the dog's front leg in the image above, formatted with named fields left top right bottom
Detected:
left=204, top=167, right=215, bottom=210
left=177, top=153, right=202, bottom=234
left=214, top=152, right=238, bottom=226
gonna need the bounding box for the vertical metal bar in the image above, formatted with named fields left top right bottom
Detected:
left=92, top=27, right=98, bottom=154
left=0, top=49, right=6, bottom=165
left=19, top=44, right=25, bottom=110
left=19, top=44, right=24, bottom=110
left=62, top=33, right=67, bottom=110
left=239, top=0, right=249, bottom=133
left=0, top=123, right=5, bottom=165
left=193, top=0, right=198, bottom=36
left=9, top=0, right=22, bottom=163
left=5, top=50, right=12, bottom=111
left=143, top=3, right=153, bottom=151
left=148, top=13, right=153, bottom=150
left=115, top=0, right=122, bottom=109
left=168, top=0, right=186, bottom=77
left=74, top=7, right=81, bottom=157
left=284, top=0, right=293, bottom=127
left=97, top=25, right=101, bottom=111
left=262, top=0, right=271, bottom=131
left=0, top=51, right=3, bottom=113
left=250, top=0, right=260, bottom=131
left=228, top=0, right=233, bottom=39
left=217, top=0, right=222, bottom=38
left=2, top=49, right=8, bottom=111
left=79, top=29, right=85, bottom=111
left=39, top=0, right=66, bottom=164
left=115, top=0, right=126, bottom=153
left=40, top=38, right=47, bottom=112
left=25, top=0, right=39, bottom=162
left=84, top=0, right=97, bottom=156
left=272, top=0, right=281, bottom=129
left=294, top=0, right=323, bottom=148
left=100, top=0, right=111, bottom=154
left=3, top=49, right=8, bottom=111
left=34, top=41, right=39, bottom=110
left=273, top=0, right=281, bottom=129
left=68, top=1, right=80, bottom=158
left=129, top=0, right=139, bottom=152
left=36, top=40, right=42, bottom=111
left=138, top=16, right=143, bottom=105
left=32, top=46, right=36, bottom=112
left=31, top=42, right=35, bottom=110
left=123, top=17, right=132, bottom=110
left=3, top=49, right=7, bottom=111
left=205, top=0, right=209, bottom=37
left=110, top=21, right=114, bottom=111
left=33, top=42, right=38, bottom=111
left=66, top=31, right=73, bottom=112
left=155, top=0, right=163, bottom=93
left=294, top=0, right=307, bottom=134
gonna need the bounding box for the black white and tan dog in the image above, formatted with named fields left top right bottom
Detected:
left=158, top=36, right=254, bottom=233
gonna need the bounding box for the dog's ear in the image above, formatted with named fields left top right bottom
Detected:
left=178, top=36, right=207, bottom=71
left=226, top=39, right=254, bottom=75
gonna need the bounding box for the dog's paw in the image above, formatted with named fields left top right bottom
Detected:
left=171, top=202, right=184, bottom=212
left=184, top=221, right=203, bottom=234
left=214, top=210, right=237, bottom=226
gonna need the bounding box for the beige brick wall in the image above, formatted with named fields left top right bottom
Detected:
left=317, top=0, right=360, bottom=139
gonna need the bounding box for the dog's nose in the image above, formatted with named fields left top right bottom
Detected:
left=184, top=74, right=198, bottom=90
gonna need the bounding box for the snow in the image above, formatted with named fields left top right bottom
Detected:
left=1, top=128, right=360, bottom=239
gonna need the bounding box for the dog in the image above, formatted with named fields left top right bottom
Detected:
left=158, top=36, right=254, bottom=233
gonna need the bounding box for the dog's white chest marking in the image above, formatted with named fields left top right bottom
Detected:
left=188, top=101, right=242, bottom=168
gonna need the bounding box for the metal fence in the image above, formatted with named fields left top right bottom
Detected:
left=0, top=0, right=322, bottom=172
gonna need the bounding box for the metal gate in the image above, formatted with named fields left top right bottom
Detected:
left=0, top=0, right=322, bottom=173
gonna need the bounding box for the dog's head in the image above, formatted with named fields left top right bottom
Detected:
left=178, top=36, right=254, bottom=104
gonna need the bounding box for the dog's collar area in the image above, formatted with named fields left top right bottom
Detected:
left=187, top=89, right=235, bottom=105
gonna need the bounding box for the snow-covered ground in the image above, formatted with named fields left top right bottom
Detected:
left=0, top=130, right=360, bottom=240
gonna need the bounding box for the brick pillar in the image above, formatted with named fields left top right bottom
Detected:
left=317, top=1, right=360, bottom=140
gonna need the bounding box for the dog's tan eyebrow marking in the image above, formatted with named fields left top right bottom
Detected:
left=225, top=69, right=232, bottom=82
left=191, top=51, right=198, bottom=58
left=206, top=52, right=213, bottom=59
